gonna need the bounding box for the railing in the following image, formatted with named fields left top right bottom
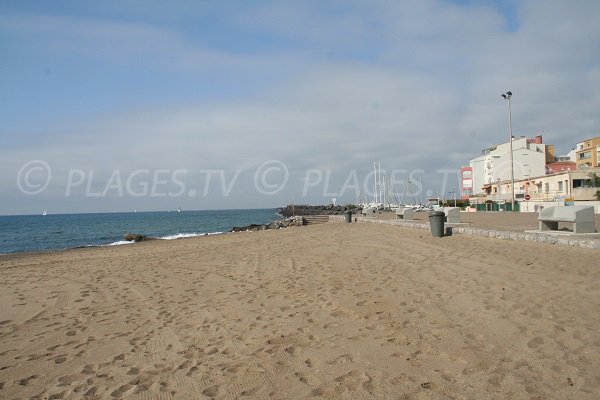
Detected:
left=485, top=193, right=513, bottom=201
left=484, top=187, right=598, bottom=202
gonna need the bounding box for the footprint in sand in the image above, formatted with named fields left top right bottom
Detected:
left=46, top=390, right=66, bottom=399
left=54, top=355, right=67, bottom=364
left=81, top=364, right=96, bottom=375
left=527, top=336, right=544, bottom=348
left=17, top=374, right=38, bottom=386
left=110, top=383, right=133, bottom=398
left=202, top=385, right=221, bottom=398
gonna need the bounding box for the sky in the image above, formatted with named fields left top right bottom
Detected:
left=1, top=0, right=600, bottom=215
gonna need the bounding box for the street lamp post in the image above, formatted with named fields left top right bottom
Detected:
left=501, top=91, right=515, bottom=212
left=452, top=186, right=457, bottom=207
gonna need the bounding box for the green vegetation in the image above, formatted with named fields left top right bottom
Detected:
left=442, top=199, right=470, bottom=208
left=590, top=173, right=600, bottom=201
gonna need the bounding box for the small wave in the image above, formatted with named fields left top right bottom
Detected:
left=106, top=240, right=135, bottom=246
left=159, top=232, right=223, bottom=240
left=73, top=240, right=134, bottom=249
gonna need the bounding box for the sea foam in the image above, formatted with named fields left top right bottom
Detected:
left=106, top=240, right=135, bottom=246
left=159, top=232, right=224, bottom=240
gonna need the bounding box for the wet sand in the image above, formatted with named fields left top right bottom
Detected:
left=1, top=222, right=599, bottom=399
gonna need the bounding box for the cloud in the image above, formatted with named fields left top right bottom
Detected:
left=0, top=13, right=256, bottom=71
left=0, top=63, right=484, bottom=211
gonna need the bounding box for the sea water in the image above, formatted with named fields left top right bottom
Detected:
left=0, top=209, right=280, bottom=254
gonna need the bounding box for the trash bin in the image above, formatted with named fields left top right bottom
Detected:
left=344, top=210, right=353, bottom=223
left=429, top=211, right=445, bottom=237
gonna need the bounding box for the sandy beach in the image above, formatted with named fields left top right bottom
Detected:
left=1, top=220, right=599, bottom=399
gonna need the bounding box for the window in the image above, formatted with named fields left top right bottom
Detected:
left=558, top=181, right=563, bottom=192
left=544, top=183, right=549, bottom=193
left=573, top=179, right=592, bottom=188
left=579, top=151, right=592, bottom=159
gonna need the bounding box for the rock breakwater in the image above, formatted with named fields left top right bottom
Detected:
left=231, top=216, right=304, bottom=232
left=277, top=204, right=354, bottom=218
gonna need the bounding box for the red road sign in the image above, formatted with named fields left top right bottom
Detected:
left=524, top=194, right=531, bottom=201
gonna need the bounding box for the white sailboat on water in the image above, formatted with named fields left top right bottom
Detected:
left=42, top=210, right=47, bottom=216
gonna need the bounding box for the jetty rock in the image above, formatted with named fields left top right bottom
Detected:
left=277, top=204, right=354, bottom=218
left=231, top=216, right=304, bottom=232
left=231, top=224, right=263, bottom=232
left=123, top=233, right=153, bottom=242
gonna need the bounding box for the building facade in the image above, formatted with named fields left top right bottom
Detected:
left=469, top=136, right=549, bottom=195
left=480, top=168, right=600, bottom=203
left=575, top=136, right=600, bottom=169
left=459, top=166, right=473, bottom=200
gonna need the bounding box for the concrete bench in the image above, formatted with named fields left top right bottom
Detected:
left=538, top=205, right=596, bottom=234
left=395, top=207, right=414, bottom=220
left=434, top=206, right=461, bottom=224
left=362, top=207, right=376, bottom=218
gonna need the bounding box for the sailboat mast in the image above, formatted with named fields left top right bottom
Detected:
left=378, top=162, right=382, bottom=205
left=419, top=175, right=423, bottom=205
left=373, top=162, right=377, bottom=204
left=382, top=174, right=386, bottom=208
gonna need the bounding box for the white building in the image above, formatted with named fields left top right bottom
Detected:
left=558, top=148, right=576, bottom=162
left=470, top=136, right=548, bottom=195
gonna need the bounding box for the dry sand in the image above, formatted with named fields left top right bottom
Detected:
left=1, top=222, right=599, bottom=399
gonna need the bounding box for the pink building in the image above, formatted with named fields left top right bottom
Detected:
left=460, top=166, right=473, bottom=200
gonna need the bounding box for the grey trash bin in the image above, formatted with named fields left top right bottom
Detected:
left=344, top=210, right=352, bottom=223
left=429, top=211, right=445, bottom=237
